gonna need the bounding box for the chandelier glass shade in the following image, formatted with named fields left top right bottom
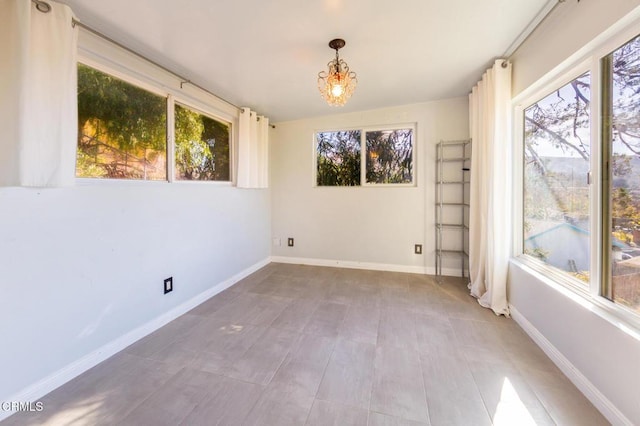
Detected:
left=318, top=39, right=357, bottom=107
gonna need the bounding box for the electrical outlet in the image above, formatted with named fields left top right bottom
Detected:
left=164, top=277, right=173, bottom=294
left=287, top=238, right=294, bottom=247
left=414, top=244, right=422, bottom=255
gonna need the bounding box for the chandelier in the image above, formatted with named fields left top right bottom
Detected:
left=317, top=39, right=357, bottom=107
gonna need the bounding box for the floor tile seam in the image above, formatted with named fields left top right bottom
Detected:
left=521, top=380, right=569, bottom=426
left=127, top=324, right=194, bottom=359
left=413, top=338, right=433, bottom=426
left=296, top=298, right=323, bottom=329
left=504, top=352, right=567, bottom=380
left=458, top=342, right=504, bottom=425
left=468, top=363, right=559, bottom=426
left=312, top=395, right=373, bottom=414
left=219, top=325, right=273, bottom=377
left=304, top=335, right=341, bottom=404
left=256, top=329, right=306, bottom=389
left=372, top=347, right=423, bottom=379
left=117, top=366, right=202, bottom=424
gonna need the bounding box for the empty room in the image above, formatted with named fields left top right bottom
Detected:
left=2, top=0, right=640, bottom=424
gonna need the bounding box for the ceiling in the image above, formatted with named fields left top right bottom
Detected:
left=60, top=0, right=551, bottom=122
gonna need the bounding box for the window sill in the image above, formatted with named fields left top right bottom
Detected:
left=313, top=183, right=418, bottom=189
left=77, top=178, right=233, bottom=187
left=511, top=257, right=640, bottom=342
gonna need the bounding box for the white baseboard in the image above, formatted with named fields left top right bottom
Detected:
left=509, top=304, right=632, bottom=426
left=270, top=255, right=465, bottom=277
left=0, top=257, right=270, bottom=422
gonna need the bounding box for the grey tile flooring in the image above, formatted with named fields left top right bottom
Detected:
left=179, top=376, right=264, bottom=426
left=302, top=301, right=348, bottom=337
left=226, top=326, right=299, bottom=385
left=316, top=339, right=376, bottom=409
left=305, top=399, right=368, bottom=426
left=2, top=263, right=609, bottom=426
left=370, top=345, right=429, bottom=423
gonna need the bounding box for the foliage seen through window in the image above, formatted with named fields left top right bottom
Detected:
left=175, top=104, right=230, bottom=181
left=316, top=127, right=414, bottom=186
left=77, top=64, right=167, bottom=180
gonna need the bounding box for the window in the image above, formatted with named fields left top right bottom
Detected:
left=523, top=73, right=591, bottom=285
left=315, top=126, right=414, bottom=186
left=76, top=64, right=231, bottom=182
left=316, top=130, right=361, bottom=186
left=603, top=35, right=640, bottom=314
left=175, top=103, right=230, bottom=181
left=519, top=31, right=640, bottom=317
left=77, top=64, right=167, bottom=180
left=365, top=129, right=413, bottom=184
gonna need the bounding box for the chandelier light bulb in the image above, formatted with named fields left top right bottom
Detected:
left=331, top=83, right=344, bottom=97
left=318, top=39, right=357, bottom=107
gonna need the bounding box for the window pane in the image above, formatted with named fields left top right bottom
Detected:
left=365, top=129, right=413, bottom=184
left=523, top=73, right=591, bottom=284
left=316, top=130, right=361, bottom=186
left=608, top=36, right=640, bottom=314
left=77, top=64, right=167, bottom=180
left=175, top=104, right=230, bottom=181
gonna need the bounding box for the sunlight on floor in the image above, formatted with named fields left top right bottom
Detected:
left=45, top=397, right=105, bottom=425
left=493, top=377, right=537, bottom=426
left=219, top=324, right=244, bottom=334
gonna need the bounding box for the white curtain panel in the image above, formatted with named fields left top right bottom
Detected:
left=237, top=107, right=269, bottom=188
left=468, top=59, right=512, bottom=316
left=0, top=0, right=78, bottom=187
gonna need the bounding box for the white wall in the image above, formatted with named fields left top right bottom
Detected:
left=0, top=25, right=272, bottom=411
left=0, top=183, right=270, bottom=404
left=509, top=263, right=640, bottom=424
left=510, top=2, right=640, bottom=424
left=511, top=0, right=640, bottom=97
left=270, top=98, right=469, bottom=274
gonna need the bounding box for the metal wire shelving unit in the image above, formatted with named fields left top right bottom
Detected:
left=435, top=140, right=471, bottom=277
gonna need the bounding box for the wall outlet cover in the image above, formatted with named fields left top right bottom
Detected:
left=414, top=244, right=423, bottom=255
left=287, top=238, right=294, bottom=247
left=164, top=277, right=173, bottom=294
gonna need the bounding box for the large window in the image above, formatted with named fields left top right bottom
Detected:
left=520, top=33, right=640, bottom=317
left=604, top=35, right=640, bottom=314
left=316, top=126, right=414, bottom=186
left=523, top=73, right=591, bottom=284
left=76, top=64, right=231, bottom=182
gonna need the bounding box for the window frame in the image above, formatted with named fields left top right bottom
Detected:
left=515, top=62, right=595, bottom=295
left=76, top=30, right=236, bottom=186
left=76, top=60, right=171, bottom=182
left=313, top=123, right=417, bottom=188
left=512, top=15, right=640, bottom=329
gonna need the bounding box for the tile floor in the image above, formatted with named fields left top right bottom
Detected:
left=3, top=263, right=609, bottom=425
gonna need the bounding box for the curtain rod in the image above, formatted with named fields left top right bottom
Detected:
left=72, top=18, right=276, bottom=128
left=32, top=0, right=275, bottom=127
left=71, top=18, right=276, bottom=128
left=502, top=0, right=565, bottom=61
left=70, top=18, right=243, bottom=111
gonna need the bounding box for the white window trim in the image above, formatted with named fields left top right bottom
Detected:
left=313, top=123, right=417, bottom=188
left=77, top=27, right=237, bottom=185
left=511, top=10, right=640, bottom=332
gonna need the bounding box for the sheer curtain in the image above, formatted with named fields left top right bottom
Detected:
left=0, top=0, right=78, bottom=187
left=468, top=59, right=512, bottom=316
left=237, top=107, right=269, bottom=188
